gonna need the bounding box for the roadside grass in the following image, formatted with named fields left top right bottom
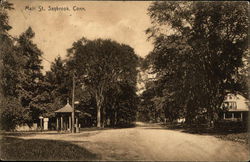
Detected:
left=162, top=123, right=249, bottom=145
left=0, top=126, right=135, bottom=161
left=214, top=132, right=249, bottom=144
left=0, top=136, right=99, bottom=161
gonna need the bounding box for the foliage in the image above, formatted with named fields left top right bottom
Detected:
left=145, top=1, right=248, bottom=125
left=0, top=0, right=13, bottom=34
left=0, top=1, right=28, bottom=130
left=44, top=56, right=71, bottom=116
left=138, top=81, right=159, bottom=122
left=15, top=27, right=45, bottom=123
left=0, top=97, right=30, bottom=131
left=67, top=38, right=139, bottom=127
left=0, top=1, right=16, bottom=97
left=105, top=82, right=138, bottom=127
left=1, top=1, right=46, bottom=129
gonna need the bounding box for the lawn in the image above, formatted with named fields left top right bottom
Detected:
left=163, top=123, right=249, bottom=145
left=0, top=135, right=99, bottom=161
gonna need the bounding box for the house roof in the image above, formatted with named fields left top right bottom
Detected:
left=55, top=103, right=81, bottom=113
left=223, top=93, right=249, bottom=112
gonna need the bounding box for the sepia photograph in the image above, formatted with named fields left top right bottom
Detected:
left=0, top=0, right=249, bottom=161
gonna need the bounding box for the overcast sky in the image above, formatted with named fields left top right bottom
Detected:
left=8, top=0, right=154, bottom=72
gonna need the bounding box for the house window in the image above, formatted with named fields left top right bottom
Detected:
left=234, top=112, right=241, bottom=118
left=225, top=112, right=232, bottom=118
left=222, top=102, right=229, bottom=109
left=223, top=101, right=237, bottom=110
left=231, top=102, right=237, bottom=110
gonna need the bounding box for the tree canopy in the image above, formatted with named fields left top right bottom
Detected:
left=142, top=1, right=248, bottom=125
left=1, top=2, right=47, bottom=129
left=67, top=38, right=139, bottom=127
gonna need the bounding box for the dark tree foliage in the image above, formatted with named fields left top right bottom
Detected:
left=0, top=2, right=32, bottom=130
left=15, top=27, right=45, bottom=123
left=0, top=97, right=29, bottom=131
left=0, top=0, right=13, bottom=34
left=67, top=38, right=139, bottom=127
left=44, top=56, right=72, bottom=116
left=145, top=1, right=248, bottom=125
left=0, top=1, right=16, bottom=97
left=138, top=81, right=159, bottom=122
left=105, top=82, right=138, bottom=127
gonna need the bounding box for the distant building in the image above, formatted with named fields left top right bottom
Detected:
left=220, top=93, right=249, bottom=122
left=55, top=102, right=81, bottom=132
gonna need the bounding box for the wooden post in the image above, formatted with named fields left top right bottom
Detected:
left=56, top=117, right=59, bottom=131
left=69, top=116, right=72, bottom=131
left=240, top=112, right=243, bottom=121
left=61, top=116, right=63, bottom=131
left=69, top=115, right=72, bottom=131
left=223, top=113, right=225, bottom=119
left=72, top=74, right=75, bottom=133
left=40, top=118, right=43, bottom=131
left=76, top=116, right=79, bottom=133
left=232, top=113, right=234, bottom=119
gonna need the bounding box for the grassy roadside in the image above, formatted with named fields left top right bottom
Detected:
left=214, top=132, right=248, bottom=144
left=0, top=127, right=133, bottom=161
left=0, top=135, right=99, bottom=161
left=162, top=123, right=249, bottom=145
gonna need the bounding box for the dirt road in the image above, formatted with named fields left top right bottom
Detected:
left=16, top=122, right=249, bottom=161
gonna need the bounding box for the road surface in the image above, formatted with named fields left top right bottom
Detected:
left=14, top=122, right=249, bottom=161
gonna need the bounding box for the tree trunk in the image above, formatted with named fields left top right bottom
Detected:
left=207, top=106, right=214, bottom=128
left=110, top=107, right=115, bottom=127
left=114, top=110, right=117, bottom=126
left=101, top=106, right=106, bottom=128
left=96, top=92, right=105, bottom=128
left=96, top=100, right=101, bottom=128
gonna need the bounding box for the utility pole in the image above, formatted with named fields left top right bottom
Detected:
left=72, top=73, right=75, bottom=133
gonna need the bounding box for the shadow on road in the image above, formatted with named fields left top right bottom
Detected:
left=1, top=132, right=62, bottom=137
left=0, top=136, right=99, bottom=161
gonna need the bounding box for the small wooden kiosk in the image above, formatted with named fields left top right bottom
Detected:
left=55, top=101, right=80, bottom=132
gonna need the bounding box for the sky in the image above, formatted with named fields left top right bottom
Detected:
left=8, top=0, right=154, bottom=72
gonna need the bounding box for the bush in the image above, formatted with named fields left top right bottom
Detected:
left=215, top=120, right=247, bottom=132
left=0, top=97, right=29, bottom=131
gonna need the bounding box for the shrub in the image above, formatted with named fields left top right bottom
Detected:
left=215, top=120, right=247, bottom=132
left=0, top=97, right=29, bottom=131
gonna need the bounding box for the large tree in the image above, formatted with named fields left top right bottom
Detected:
left=0, top=1, right=16, bottom=97
left=145, top=1, right=248, bottom=125
left=105, top=81, right=138, bottom=127
left=67, top=38, right=139, bottom=127
left=0, top=2, right=35, bottom=130
left=0, top=1, right=24, bottom=130
left=44, top=56, right=71, bottom=114
left=15, top=27, right=45, bottom=123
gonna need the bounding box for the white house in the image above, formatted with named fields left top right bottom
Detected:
left=221, top=93, right=249, bottom=122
